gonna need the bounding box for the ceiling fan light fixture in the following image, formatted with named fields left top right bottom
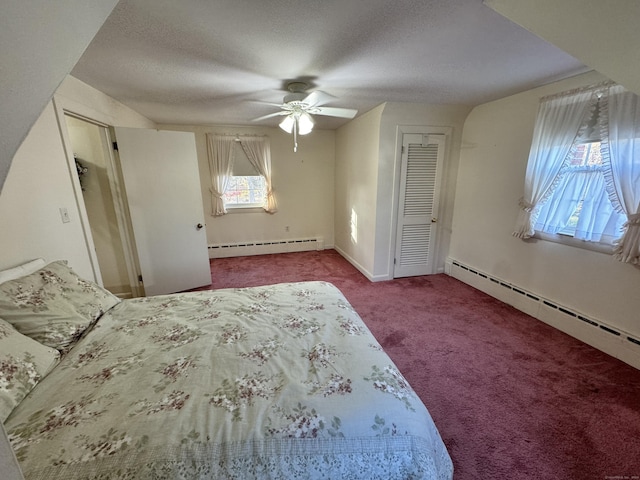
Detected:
left=297, top=112, right=314, bottom=135
left=279, top=115, right=295, bottom=133
left=257, top=81, right=356, bottom=152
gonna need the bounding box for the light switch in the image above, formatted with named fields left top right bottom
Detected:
left=59, top=207, right=70, bottom=223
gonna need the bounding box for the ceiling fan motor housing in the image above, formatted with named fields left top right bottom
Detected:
left=283, top=92, right=308, bottom=104
left=284, top=81, right=310, bottom=105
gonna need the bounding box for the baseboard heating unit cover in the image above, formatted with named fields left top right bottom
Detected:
left=208, top=237, right=324, bottom=258
left=446, top=257, right=640, bottom=370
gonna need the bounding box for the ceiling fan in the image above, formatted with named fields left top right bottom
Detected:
left=252, top=81, right=358, bottom=152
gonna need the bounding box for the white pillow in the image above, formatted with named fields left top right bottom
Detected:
left=0, top=259, right=46, bottom=285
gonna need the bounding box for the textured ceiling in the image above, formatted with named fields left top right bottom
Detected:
left=71, top=0, right=589, bottom=129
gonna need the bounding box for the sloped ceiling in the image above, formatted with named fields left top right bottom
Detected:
left=485, top=0, right=640, bottom=96
left=6, top=1, right=639, bottom=193
left=70, top=0, right=588, bottom=130
left=0, top=1, right=118, bottom=192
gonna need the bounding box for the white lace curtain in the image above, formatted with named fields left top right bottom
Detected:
left=239, top=136, right=277, bottom=213
left=206, top=134, right=277, bottom=216
left=603, top=84, right=640, bottom=264
left=514, top=82, right=640, bottom=264
left=513, top=87, right=597, bottom=238
left=206, top=135, right=235, bottom=216
left=533, top=167, right=621, bottom=243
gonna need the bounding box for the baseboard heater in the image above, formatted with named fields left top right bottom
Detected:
left=446, top=258, right=640, bottom=370
left=208, top=237, right=324, bottom=258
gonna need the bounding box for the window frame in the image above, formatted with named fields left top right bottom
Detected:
left=222, top=174, right=268, bottom=212
left=532, top=231, right=614, bottom=254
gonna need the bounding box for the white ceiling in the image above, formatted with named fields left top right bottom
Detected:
left=71, top=0, right=590, bottom=130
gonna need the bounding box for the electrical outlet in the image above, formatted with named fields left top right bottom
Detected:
left=59, top=207, right=70, bottom=223
left=285, top=226, right=290, bottom=232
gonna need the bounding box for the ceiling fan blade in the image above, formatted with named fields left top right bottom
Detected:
left=314, top=106, right=358, bottom=119
left=302, top=90, right=335, bottom=107
left=251, top=101, right=287, bottom=108
left=252, top=111, right=289, bottom=122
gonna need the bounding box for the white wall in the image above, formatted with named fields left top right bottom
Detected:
left=55, top=77, right=157, bottom=130
left=334, top=105, right=385, bottom=277
left=159, top=124, right=336, bottom=250
left=0, top=103, right=94, bottom=278
left=375, top=102, right=472, bottom=279
left=334, top=102, right=472, bottom=281
left=0, top=76, right=155, bottom=281
left=450, top=70, right=640, bottom=339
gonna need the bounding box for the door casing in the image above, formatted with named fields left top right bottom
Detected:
left=391, top=125, right=451, bottom=278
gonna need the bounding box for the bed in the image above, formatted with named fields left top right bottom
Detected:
left=0, top=260, right=453, bottom=479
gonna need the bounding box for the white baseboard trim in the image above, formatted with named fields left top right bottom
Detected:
left=446, top=257, right=640, bottom=371
left=333, top=246, right=386, bottom=281
left=208, top=237, right=325, bottom=258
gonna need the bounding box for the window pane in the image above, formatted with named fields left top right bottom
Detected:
left=566, top=141, right=602, bottom=167
left=223, top=175, right=266, bottom=207
left=537, top=141, right=626, bottom=243
left=560, top=200, right=583, bottom=235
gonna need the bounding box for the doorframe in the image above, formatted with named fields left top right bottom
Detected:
left=52, top=97, right=103, bottom=285
left=103, top=126, right=144, bottom=297
left=390, top=125, right=452, bottom=278
left=52, top=99, right=143, bottom=297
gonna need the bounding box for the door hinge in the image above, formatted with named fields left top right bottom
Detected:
left=138, top=274, right=143, bottom=283
left=401, top=145, right=405, bottom=154
left=112, top=141, right=118, bottom=151
left=394, top=258, right=396, bottom=265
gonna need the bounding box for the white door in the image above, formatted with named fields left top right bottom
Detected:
left=394, top=133, right=445, bottom=278
left=114, top=127, right=211, bottom=295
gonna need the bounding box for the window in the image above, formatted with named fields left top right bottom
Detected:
left=222, top=142, right=267, bottom=210
left=207, top=134, right=276, bottom=215
left=223, top=175, right=267, bottom=209
left=534, top=138, right=626, bottom=246
left=514, top=82, right=640, bottom=263
left=558, top=142, right=605, bottom=235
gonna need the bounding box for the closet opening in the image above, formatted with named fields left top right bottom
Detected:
left=64, top=114, right=142, bottom=298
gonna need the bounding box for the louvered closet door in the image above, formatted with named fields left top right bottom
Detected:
left=394, top=133, right=444, bottom=278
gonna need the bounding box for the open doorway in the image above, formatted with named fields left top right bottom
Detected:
left=64, top=114, right=141, bottom=298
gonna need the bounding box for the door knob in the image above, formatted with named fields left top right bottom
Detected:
left=196, top=223, right=203, bottom=230
left=431, top=217, right=438, bottom=223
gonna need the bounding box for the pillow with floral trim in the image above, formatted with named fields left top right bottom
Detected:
left=0, top=261, right=120, bottom=352
left=0, top=317, right=60, bottom=422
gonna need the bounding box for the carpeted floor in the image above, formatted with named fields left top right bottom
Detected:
left=197, top=249, right=640, bottom=480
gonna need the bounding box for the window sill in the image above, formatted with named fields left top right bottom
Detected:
left=533, top=232, right=614, bottom=255
left=225, top=206, right=265, bottom=214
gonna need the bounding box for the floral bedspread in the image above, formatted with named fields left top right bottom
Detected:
left=6, top=281, right=453, bottom=479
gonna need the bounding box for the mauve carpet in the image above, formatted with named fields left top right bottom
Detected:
left=195, top=249, right=640, bottom=480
